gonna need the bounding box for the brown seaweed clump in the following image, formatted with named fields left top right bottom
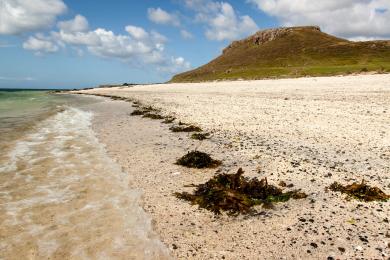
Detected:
left=176, top=151, right=221, bottom=168
left=130, top=109, right=146, bottom=116
left=110, top=96, right=128, bottom=101
left=175, top=168, right=307, bottom=215
left=191, top=133, right=210, bottom=140
left=142, top=105, right=159, bottom=112
left=162, top=117, right=175, bottom=124
left=169, top=124, right=202, bottom=132
left=130, top=106, right=159, bottom=116
left=142, top=113, right=164, bottom=120
left=329, top=180, right=390, bottom=202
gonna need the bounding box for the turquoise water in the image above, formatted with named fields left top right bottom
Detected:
left=0, top=90, right=169, bottom=259
left=0, top=90, right=93, bottom=146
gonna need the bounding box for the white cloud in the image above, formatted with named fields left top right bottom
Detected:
left=23, top=15, right=190, bottom=74
left=0, top=0, right=67, bottom=35
left=248, top=0, right=390, bottom=39
left=57, top=14, right=88, bottom=33
left=172, top=56, right=191, bottom=69
left=52, top=30, right=100, bottom=46
left=159, top=56, right=191, bottom=73
left=184, top=0, right=259, bottom=41
left=147, top=8, right=180, bottom=27
left=180, top=29, right=194, bottom=39
left=22, top=34, right=59, bottom=53
left=125, top=25, right=149, bottom=40
left=349, top=36, right=385, bottom=42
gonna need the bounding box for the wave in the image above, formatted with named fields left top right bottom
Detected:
left=0, top=107, right=169, bottom=259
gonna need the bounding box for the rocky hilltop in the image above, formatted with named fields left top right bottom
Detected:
left=223, top=26, right=321, bottom=54
left=171, top=26, right=390, bottom=82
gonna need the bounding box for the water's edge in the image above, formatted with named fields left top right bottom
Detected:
left=0, top=99, right=169, bottom=259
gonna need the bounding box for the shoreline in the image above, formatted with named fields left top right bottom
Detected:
left=78, top=74, right=390, bottom=259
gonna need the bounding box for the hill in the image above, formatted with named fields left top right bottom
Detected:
left=170, top=26, right=390, bottom=82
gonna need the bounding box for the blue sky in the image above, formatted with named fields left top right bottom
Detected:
left=1, top=0, right=389, bottom=89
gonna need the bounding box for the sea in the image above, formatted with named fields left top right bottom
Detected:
left=0, top=89, right=169, bottom=259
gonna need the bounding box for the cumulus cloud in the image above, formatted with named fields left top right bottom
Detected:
left=57, top=14, right=88, bottom=33
left=125, top=25, right=149, bottom=40
left=148, top=7, right=195, bottom=41
left=23, top=34, right=59, bottom=53
left=158, top=56, right=191, bottom=73
left=0, top=0, right=67, bottom=35
left=148, top=7, right=180, bottom=27
left=23, top=15, right=190, bottom=74
left=248, top=0, right=390, bottom=39
left=184, top=0, right=258, bottom=41
left=172, top=56, right=191, bottom=70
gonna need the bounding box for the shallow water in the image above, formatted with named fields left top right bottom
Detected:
left=0, top=91, right=169, bottom=259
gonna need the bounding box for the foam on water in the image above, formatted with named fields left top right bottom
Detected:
left=0, top=107, right=170, bottom=259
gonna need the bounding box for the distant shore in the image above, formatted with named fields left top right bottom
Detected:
left=75, top=74, right=390, bottom=259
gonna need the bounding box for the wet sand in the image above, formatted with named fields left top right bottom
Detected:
left=0, top=106, right=169, bottom=260
left=78, top=74, right=390, bottom=259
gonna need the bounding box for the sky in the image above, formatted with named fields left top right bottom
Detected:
left=1, top=0, right=390, bottom=89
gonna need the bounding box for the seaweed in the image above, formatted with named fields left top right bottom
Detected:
left=130, top=105, right=159, bottom=117
left=110, top=96, right=127, bottom=101
left=142, top=113, right=164, bottom=120
left=328, top=180, right=390, bottom=202
left=191, top=133, right=210, bottom=140
left=141, top=105, right=159, bottom=112
left=176, top=151, right=221, bottom=168
left=130, top=109, right=146, bottom=116
left=162, top=117, right=175, bottom=124
left=175, top=168, right=307, bottom=215
left=169, top=124, right=202, bottom=132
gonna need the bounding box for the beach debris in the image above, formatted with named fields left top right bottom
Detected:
left=176, top=151, right=221, bottom=168
left=175, top=168, right=307, bottom=215
left=191, top=133, right=210, bottom=140
left=142, top=113, right=164, bottom=120
left=141, top=105, right=159, bottom=112
left=328, top=180, right=390, bottom=202
left=110, top=96, right=128, bottom=101
left=162, top=117, right=175, bottom=124
left=278, top=181, right=287, bottom=187
left=130, top=109, right=146, bottom=116
left=169, top=124, right=202, bottom=132
left=130, top=106, right=160, bottom=116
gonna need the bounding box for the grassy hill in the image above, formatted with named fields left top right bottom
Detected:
left=170, top=26, right=390, bottom=82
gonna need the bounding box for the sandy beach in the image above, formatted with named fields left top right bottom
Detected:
left=76, top=74, right=390, bottom=259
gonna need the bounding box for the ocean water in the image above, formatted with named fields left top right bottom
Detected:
left=0, top=90, right=169, bottom=259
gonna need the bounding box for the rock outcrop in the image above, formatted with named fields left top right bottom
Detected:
left=223, top=26, right=321, bottom=54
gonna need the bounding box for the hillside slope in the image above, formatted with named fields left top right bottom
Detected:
left=171, top=26, right=390, bottom=82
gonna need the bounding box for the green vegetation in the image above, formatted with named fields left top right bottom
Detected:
left=329, top=180, right=390, bottom=202
left=175, top=168, right=307, bottom=215
left=170, top=26, right=390, bottom=82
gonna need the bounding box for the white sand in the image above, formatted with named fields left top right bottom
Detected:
left=78, top=74, right=390, bottom=259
